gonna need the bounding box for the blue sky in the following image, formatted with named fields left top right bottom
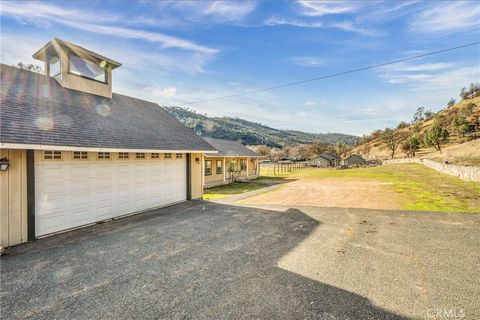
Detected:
left=1, top=0, right=479, bottom=136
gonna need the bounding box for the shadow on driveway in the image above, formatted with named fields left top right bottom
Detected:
left=1, top=201, right=409, bottom=319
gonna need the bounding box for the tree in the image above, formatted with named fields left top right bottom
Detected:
left=397, top=121, right=409, bottom=129
left=451, top=116, right=473, bottom=137
left=424, top=110, right=435, bottom=120
left=461, top=103, right=476, bottom=117
left=308, top=140, right=331, bottom=157
left=226, top=162, right=240, bottom=186
left=424, top=125, right=449, bottom=152
left=460, top=87, right=468, bottom=100
left=401, top=136, right=420, bottom=157
left=251, top=145, right=270, bottom=158
left=335, top=142, right=350, bottom=157
left=14, top=62, right=42, bottom=74
left=413, top=107, right=425, bottom=123
left=447, top=98, right=456, bottom=108
left=381, top=128, right=405, bottom=159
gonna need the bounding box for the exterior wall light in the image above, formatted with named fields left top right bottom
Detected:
left=195, top=157, right=200, bottom=163
left=0, top=158, right=10, bottom=171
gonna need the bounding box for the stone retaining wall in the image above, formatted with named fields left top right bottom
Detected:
left=383, top=158, right=480, bottom=183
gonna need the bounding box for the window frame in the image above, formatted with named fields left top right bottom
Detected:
left=118, top=152, right=129, bottom=159
left=44, top=150, right=62, bottom=160
left=205, top=160, right=212, bottom=176
left=151, top=153, right=160, bottom=159
left=176, top=153, right=183, bottom=159
left=68, top=54, right=108, bottom=84
left=135, top=152, right=146, bottom=159
left=240, top=159, right=247, bottom=171
left=97, top=152, right=111, bottom=160
left=48, top=55, right=61, bottom=77
left=72, top=151, right=88, bottom=160
left=216, top=160, right=223, bottom=174
left=164, top=153, right=172, bottom=159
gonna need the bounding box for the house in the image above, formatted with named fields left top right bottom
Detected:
left=343, top=154, right=366, bottom=165
left=309, top=153, right=341, bottom=167
left=0, top=39, right=217, bottom=248
left=202, top=137, right=259, bottom=188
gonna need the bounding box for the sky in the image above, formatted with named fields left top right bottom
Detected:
left=1, top=0, right=479, bottom=136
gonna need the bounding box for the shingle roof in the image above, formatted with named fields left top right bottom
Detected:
left=0, top=64, right=216, bottom=152
left=202, top=137, right=258, bottom=157
left=318, top=153, right=341, bottom=161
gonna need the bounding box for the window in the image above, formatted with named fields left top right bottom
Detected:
left=118, top=152, right=129, bottom=159
left=44, top=151, right=61, bottom=160
left=216, top=160, right=222, bottom=174
left=253, top=159, right=257, bottom=171
left=69, top=55, right=107, bottom=83
left=205, top=160, right=212, bottom=176
left=176, top=153, right=183, bottom=159
left=164, top=153, right=172, bottom=159
left=151, top=153, right=160, bottom=159
left=73, top=151, right=88, bottom=160
left=240, top=159, right=247, bottom=171
left=49, top=56, right=61, bottom=77
left=135, top=153, right=146, bottom=159
left=97, top=152, right=110, bottom=159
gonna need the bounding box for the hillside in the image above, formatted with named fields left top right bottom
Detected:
left=353, top=95, right=480, bottom=165
left=166, top=106, right=359, bottom=147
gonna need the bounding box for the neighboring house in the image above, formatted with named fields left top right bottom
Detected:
left=309, top=153, right=341, bottom=167
left=0, top=38, right=217, bottom=248
left=343, top=154, right=366, bottom=165
left=202, top=138, right=259, bottom=188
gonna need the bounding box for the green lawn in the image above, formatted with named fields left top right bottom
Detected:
left=203, top=181, right=266, bottom=200
left=261, top=164, right=480, bottom=213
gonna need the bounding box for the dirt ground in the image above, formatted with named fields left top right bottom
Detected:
left=239, top=178, right=409, bottom=210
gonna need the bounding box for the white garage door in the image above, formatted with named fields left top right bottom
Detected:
left=35, top=157, right=186, bottom=236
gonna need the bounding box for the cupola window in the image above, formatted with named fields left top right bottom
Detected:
left=69, top=55, right=107, bottom=83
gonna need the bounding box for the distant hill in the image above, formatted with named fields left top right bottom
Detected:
left=165, top=106, right=359, bottom=147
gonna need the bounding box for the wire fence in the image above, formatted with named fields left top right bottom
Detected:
left=260, top=162, right=309, bottom=176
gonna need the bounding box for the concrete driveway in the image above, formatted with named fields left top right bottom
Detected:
left=1, top=201, right=479, bottom=319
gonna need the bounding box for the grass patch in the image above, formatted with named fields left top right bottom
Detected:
left=203, top=181, right=266, bottom=200
left=260, top=164, right=480, bottom=213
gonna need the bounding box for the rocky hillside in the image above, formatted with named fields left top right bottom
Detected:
left=166, top=106, right=359, bottom=147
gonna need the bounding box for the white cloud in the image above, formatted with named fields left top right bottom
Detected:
left=390, top=63, right=453, bottom=72
left=296, top=1, right=360, bottom=17
left=409, top=1, right=480, bottom=33
left=380, top=61, right=480, bottom=91
left=144, top=86, right=177, bottom=98
left=203, top=1, right=257, bottom=22
left=0, top=2, right=218, bottom=55
left=264, top=17, right=379, bottom=36
left=305, top=100, right=317, bottom=107
left=289, top=56, right=324, bottom=67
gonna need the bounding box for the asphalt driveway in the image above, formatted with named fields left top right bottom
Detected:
left=1, top=201, right=479, bottom=319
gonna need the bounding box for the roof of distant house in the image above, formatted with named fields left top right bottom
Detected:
left=202, top=137, right=258, bottom=157
left=0, top=64, right=216, bottom=152
left=319, top=153, right=341, bottom=161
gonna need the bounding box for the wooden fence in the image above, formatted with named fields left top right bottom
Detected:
left=260, top=162, right=309, bottom=176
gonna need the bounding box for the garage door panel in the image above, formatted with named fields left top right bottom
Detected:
left=36, top=157, right=186, bottom=236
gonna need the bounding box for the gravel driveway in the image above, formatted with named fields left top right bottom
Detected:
left=1, top=201, right=479, bottom=319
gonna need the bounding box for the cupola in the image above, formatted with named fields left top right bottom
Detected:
left=32, top=38, right=121, bottom=98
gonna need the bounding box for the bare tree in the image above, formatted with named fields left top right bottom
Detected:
left=381, top=128, right=405, bottom=159
left=226, top=162, right=240, bottom=185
